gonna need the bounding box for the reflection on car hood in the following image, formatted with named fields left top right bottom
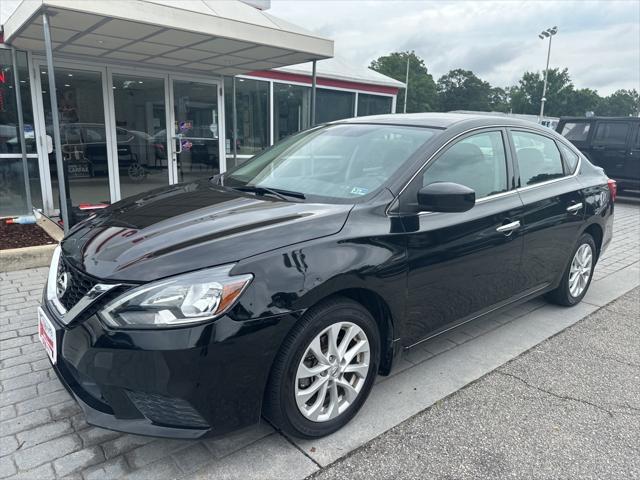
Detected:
left=61, top=181, right=352, bottom=282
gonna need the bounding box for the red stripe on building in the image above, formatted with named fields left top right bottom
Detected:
left=247, top=70, right=400, bottom=95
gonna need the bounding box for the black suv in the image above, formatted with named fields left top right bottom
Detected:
left=557, top=117, right=640, bottom=192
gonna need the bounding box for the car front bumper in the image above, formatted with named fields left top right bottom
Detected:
left=41, top=300, right=299, bottom=438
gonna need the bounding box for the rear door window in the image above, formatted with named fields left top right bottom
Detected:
left=561, top=122, right=591, bottom=142
left=512, top=131, right=565, bottom=187
left=593, top=122, right=630, bottom=146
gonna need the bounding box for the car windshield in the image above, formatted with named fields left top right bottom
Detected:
left=223, top=123, right=438, bottom=202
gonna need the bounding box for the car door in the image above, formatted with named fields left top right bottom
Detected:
left=626, top=122, right=640, bottom=185
left=510, top=129, right=585, bottom=291
left=399, top=129, right=526, bottom=346
left=590, top=120, right=632, bottom=180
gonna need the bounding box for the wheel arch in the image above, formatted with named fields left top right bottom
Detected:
left=330, top=288, right=396, bottom=375
left=583, top=223, right=604, bottom=260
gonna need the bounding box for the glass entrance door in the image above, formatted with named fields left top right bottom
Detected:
left=39, top=66, right=112, bottom=209
left=170, top=79, right=222, bottom=183
left=111, top=73, right=169, bottom=200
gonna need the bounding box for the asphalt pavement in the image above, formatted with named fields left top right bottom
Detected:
left=311, top=287, right=640, bottom=480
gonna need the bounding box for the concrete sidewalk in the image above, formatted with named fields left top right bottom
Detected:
left=312, top=287, right=640, bottom=480
left=0, top=202, right=638, bottom=479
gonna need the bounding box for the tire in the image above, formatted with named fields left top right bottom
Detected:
left=263, top=297, right=380, bottom=438
left=547, top=233, right=597, bottom=306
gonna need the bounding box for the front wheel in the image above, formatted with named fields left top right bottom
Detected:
left=263, top=298, right=380, bottom=438
left=547, top=233, right=596, bottom=306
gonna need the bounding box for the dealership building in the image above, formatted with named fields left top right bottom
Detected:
left=0, top=0, right=403, bottom=219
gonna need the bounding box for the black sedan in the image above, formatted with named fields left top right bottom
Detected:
left=38, top=113, right=615, bottom=439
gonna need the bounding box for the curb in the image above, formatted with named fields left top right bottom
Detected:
left=35, top=211, right=64, bottom=242
left=0, top=243, right=57, bottom=272
left=0, top=211, right=62, bottom=273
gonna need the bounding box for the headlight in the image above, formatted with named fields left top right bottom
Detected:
left=100, top=265, right=252, bottom=328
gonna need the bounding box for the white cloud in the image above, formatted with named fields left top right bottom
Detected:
left=2, top=0, right=638, bottom=95
left=270, top=0, right=640, bottom=95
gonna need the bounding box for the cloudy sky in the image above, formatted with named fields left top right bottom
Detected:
left=2, top=0, right=638, bottom=95
left=269, top=0, right=639, bottom=95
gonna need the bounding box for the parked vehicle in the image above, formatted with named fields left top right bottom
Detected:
left=38, top=114, right=615, bottom=440
left=557, top=117, right=640, bottom=192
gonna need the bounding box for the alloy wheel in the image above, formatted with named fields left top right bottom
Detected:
left=295, top=321, right=370, bottom=422
left=568, top=243, right=593, bottom=297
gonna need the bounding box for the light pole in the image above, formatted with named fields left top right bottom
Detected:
left=403, top=56, right=410, bottom=114
left=538, top=26, right=558, bottom=123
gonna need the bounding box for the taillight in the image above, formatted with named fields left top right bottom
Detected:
left=607, top=179, right=617, bottom=202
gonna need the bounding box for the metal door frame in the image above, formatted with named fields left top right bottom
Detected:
left=31, top=57, right=117, bottom=214
left=168, top=74, right=226, bottom=181
left=105, top=65, right=176, bottom=200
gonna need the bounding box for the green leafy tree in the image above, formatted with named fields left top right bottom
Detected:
left=489, top=86, right=511, bottom=113
left=509, top=68, right=574, bottom=116
left=370, top=51, right=437, bottom=112
left=566, top=88, right=601, bottom=116
left=436, top=69, right=493, bottom=112
left=596, top=89, right=640, bottom=116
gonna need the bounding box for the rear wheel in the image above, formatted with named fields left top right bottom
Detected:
left=263, top=297, right=380, bottom=438
left=547, top=233, right=596, bottom=306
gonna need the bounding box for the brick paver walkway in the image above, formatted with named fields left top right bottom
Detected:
left=0, top=202, right=638, bottom=479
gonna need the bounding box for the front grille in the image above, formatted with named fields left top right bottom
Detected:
left=126, top=390, right=209, bottom=428
left=58, top=258, right=97, bottom=311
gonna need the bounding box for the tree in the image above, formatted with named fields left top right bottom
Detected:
left=596, top=89, right=640, bottom=116
left=489, top=87, right=511, bottom=113
left=436, top=69, right=493, bottom=112
left=509, top=68, right=575, bottom=117
left=566, top=88, right=600, bottom=116
left=370, top=51, right=437, bottom=113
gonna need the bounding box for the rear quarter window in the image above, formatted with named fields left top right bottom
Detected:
left=561, top=122, right=591, bottom=142
left=558, top=143, right=580, bottom=173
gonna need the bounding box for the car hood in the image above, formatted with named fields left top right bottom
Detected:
left=61, top=181, right=352, bottom=282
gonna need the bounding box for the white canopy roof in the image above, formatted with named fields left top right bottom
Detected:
left=3, top=0, right=333, bottom=76
left=276, top=57, right=405, bottom=89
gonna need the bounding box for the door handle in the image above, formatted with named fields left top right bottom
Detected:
left=496, top=220, right=521, bottom=234
left=566, top=202, right=583, bottom=214
left=592, top=145, right=605, bottom=150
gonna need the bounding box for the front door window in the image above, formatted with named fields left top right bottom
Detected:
left=172, top=80, right=220, bottom=183
left=40, top=68, right=111, bottom=208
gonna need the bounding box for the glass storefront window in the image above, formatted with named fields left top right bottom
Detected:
left=224, top=77, right=269, bottom=158
left=315, top=89, right=355, bottom=124
left=0, top=48, right=40, bottom=216
left=41, top=67, right=111, bottom=208
left=274, top=82, right=310, bottom=141
left=112, top=74, right=169, bottom=200
left=357, top=93, right=393, bottom=117
left=1, top=49, right=36, bottom=154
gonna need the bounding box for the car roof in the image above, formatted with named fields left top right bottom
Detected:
left=340, top=112, right=547, bottom=130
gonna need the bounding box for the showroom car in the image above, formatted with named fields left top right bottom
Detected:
left=38, top=113, right=615, bottom=439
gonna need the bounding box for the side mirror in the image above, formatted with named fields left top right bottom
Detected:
left=417, top=182, right=475, bottom=213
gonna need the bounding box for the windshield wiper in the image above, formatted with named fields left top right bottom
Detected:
left=232, top=185, right=306, bottom=201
